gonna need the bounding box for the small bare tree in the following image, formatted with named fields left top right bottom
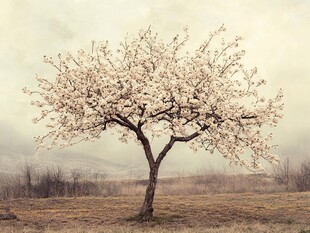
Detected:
left=70, top=170, right=81, bottom=197
left=51, top=166, right=66, bottom=197
left=272, top=157, right=290, bottom=191
left=294, top=160, right=310, bottom=192
left=21, top=163, right=37, bottom=198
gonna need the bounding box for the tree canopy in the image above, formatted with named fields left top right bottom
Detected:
left=24, top=25, right=283, bottom=171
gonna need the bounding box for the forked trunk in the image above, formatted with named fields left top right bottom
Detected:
left=138, top=164, right=159, bottom=221
left=136, top=132, right=175, bottom=221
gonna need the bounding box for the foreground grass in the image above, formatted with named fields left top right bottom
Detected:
left=0, top=192, right=309, bottom=232
left=1, top=223, right=310, bottom=233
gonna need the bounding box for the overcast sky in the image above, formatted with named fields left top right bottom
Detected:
left=0, top=0, right=309, bottom=174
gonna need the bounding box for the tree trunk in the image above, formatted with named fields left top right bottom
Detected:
left=135, top=132, right=175, bottom=221
left=138, top=164, right=159, bottom=221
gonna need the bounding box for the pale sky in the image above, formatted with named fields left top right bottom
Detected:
left=0, top=0, right=309, bottom=175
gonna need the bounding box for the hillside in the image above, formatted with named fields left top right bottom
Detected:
left=0, top=150, right=137, bottom=178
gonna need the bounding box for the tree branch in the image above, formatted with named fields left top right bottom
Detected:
left=156, top=136, right=176, bottom=165
left=241, top=115, right=257, bottom=120
left=174, top=125, right=209, bottom=142
left=136, top=129, right=155, bottom=168
left=149, top=105, right=174, bottom=118
left=115, top=114, right=138, bottom=132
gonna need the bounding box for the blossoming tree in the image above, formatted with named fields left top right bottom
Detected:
left=24, top=25, right=283, bottom=220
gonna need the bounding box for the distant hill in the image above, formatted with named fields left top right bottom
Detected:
left=0, top=149, right=147, bottom=179
left=35, top=151, right=131, bottom=178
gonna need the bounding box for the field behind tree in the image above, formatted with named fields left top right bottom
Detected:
left=0, top=192, right=309, bottom=233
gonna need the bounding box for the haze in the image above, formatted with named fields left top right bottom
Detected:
left=0, top=0, right=309, bottom=177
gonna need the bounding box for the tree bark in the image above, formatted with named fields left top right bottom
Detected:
left=138, top=163, right=159, bottom=221
left=135, top=132, right=204, bottom=221
left=136, top=135, right=177, bottom=221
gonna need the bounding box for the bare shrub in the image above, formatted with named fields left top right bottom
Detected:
left=0, top=175, right=15, bottom=200
left=34, top=168, right=54, bottom=198
left=293, top=160, right=310, bottom=192
left=66, top=170, right=102, bottom=197
left=0, top=164, right=104, bottom=200
left=52, top=166, right=66, bottom=197
left=32, top=166, right=70, bottom=198
left=271, top=157, right=292, bottom=191
left=21, top=163, right=35, bottom=198
left=271, top=158, right=310, bottom=192
left=0, top=174, right=26, bottom=200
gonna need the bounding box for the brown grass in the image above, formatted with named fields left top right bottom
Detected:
left=0, top=192, right=309, bottom=232
left=1, top=223, right=309, bottom=233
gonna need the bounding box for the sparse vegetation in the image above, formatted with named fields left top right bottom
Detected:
left=271, top=158, right=310, bottom=192
left=0, top=164, right=104, bottom=200
left=1, top=160, right=310, bottom=201
left=293, top=160, right=310, bottom=192
left=272, top=157, right=291, bottom=191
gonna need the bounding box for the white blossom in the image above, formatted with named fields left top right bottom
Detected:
left=24, top=26, right=283, bottom=171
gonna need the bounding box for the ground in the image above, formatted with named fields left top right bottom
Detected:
left=0, top=192, right=309, bottom=232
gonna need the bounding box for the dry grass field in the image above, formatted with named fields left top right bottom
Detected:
left=0, top=192, right=309, bottom=233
